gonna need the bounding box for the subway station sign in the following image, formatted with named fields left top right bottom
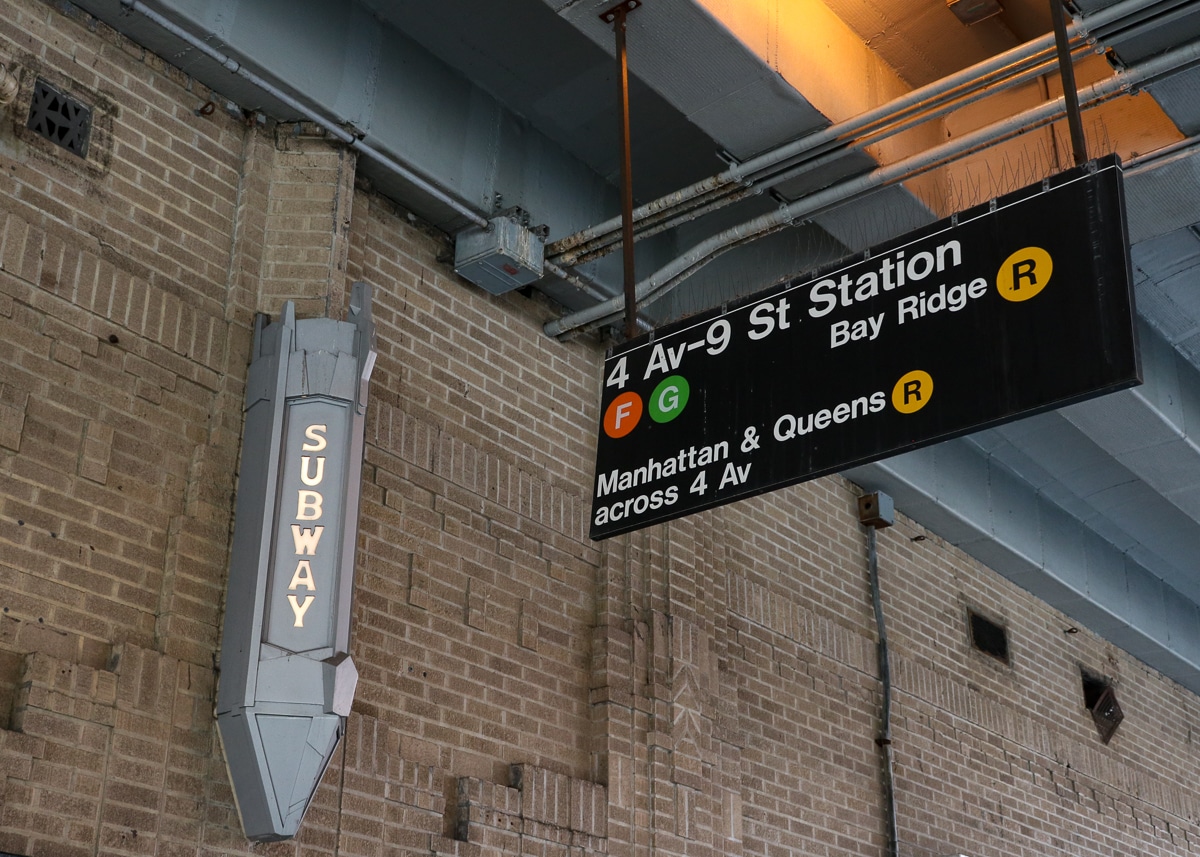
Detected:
left=590, top=156, right=1140, bottom=539
left=217, top=284, right=375, bottom=841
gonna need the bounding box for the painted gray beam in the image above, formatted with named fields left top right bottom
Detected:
left=846, top=440, right=1200, bottom=690
left=77, top=0, right=838, bottom=315
left=1125, top=153, right=1200, bottom=244
left=71, top=0, right=625, bottom=237
left=845, top=313, right=1200, bottom=693
left=1061, top=321, right=1200, bottom=521
left=543, top=0, right=833, bottom=161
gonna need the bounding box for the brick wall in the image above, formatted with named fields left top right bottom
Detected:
left=3, top=1, right=1200, bottom=856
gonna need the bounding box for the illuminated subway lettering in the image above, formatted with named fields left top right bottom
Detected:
left=296, top=491, right=323, bottom=520
left=289, top=561, right=315, bottom=589
left=288, top=594, right=315, bottom=625
left=291, top=525, right=324, bottom=555
left=303, top=424, right=328, bottom=451
left=289, top=423, right=328, bottom=627
left=299, top=456, right=325, bottom=486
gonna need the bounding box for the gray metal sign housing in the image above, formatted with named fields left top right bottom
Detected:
left=216, top=283, right=376, bottom=841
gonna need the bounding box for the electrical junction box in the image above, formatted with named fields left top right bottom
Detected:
left=454, top=214, right=545, bottom=295
left=857, top=491, right=895, bottom=529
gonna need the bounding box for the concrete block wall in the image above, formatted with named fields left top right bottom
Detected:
left=3, top=1, right=1200, bottom=856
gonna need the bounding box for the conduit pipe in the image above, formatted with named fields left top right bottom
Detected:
left=557, top=44, right=1086, bottom=267
left=545, top=34, right=1200, bottom=337
left=546, top=0, right=1185, bottom=268
left=118, top=0, right=489, bottom=230
left=543, top=260, right=653, bottom=332
left=558, top=40, right=1089, bottom=268
left=866, top=524, right=898, bottom=857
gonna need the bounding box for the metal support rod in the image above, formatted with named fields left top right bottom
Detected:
left=602, top=0, right=642, bottom=340
left=549, top=0, right=1180, bottom=270
left=545, top=33, right=1200, bottom=337
left=547, top=0, right=1173, bottom=265
left=1051, top=0, right=1089, bottom=165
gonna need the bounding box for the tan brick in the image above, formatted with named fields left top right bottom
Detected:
left=4, top=4, right=1200, bottom=857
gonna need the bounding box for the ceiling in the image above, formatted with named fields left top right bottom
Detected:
left=70, top=0, right=1200, bottom=690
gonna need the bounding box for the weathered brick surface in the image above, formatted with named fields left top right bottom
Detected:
left=4, top=1, right=1200, bottom=856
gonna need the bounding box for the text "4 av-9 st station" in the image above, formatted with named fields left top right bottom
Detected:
left=589, top=156, right=1140, bottom=540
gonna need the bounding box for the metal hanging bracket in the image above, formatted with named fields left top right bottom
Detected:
left=600, top=0, right=641, bottom=23
left=600, top=0, right=645, bottom=340
left=1050, top=0, right=1089, bottom=165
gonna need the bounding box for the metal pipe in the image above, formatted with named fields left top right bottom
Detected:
left=562, top=44, right=1087, bottom=267
left=866, top=524, right=899, bottom=857
left=542, top=261, right=653, bottom=333
left=552, top=39, right=1081, bottom=265
left=545, top=35, right=1200, bottom=337
left=119, top=0, right=489, bottom=230
left=1125, top=127, right=1200, bottom=173
left=542, top=260, right=609, bottom=303
left=546, top=0, right=1168, bottom=266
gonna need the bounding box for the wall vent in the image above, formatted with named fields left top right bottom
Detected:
left=27, top=78, right=91, bottom=158
left=968, top=610, right=1009, bottom=664
left=1081, top=669, right=1124, bottom=744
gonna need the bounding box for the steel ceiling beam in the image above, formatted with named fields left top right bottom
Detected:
left=847, top=318, right=1200, bottom=693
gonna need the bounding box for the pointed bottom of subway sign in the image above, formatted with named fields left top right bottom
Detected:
left=216, top=286, right=375, bottom=841
left=217, top=709, right=343, bottom=840
left=217, top=653, right=358, bottom=839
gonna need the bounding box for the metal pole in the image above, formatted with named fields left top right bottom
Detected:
left=867, top=524, right=900, bottom=857
left=545, top=33, right=1200, bottom=337
left=547, top=0, right=1172, bottom=264
left=601, top=0, right=643, bottom=340
left=1051, top=0, right=1089, bottom=165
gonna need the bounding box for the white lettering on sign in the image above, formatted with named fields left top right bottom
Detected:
left=303, top=424, right=328, bottom=451
left=747, top=297, right=792, bottom=340
left=296, top=490, right=323, bottom=520
left=808, top=240, right=962, bottom=318
left=291, top=525, right=324, bottom=555
left=289, top=423, right=328, bottom=627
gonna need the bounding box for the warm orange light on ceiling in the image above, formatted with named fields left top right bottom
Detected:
left=695, top=0, right=1183, bottom=219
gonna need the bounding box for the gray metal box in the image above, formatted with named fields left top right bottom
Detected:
left=857, top=491, right=895, bottom=528
left=454, top=215, right=545, bottom=294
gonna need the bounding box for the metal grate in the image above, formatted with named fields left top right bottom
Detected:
left=1089, top=685, right=1125, bottom=744
left=26, top=78, right=91, bottom=158
left=1082, top=670, right=1125, bottom=744
left=968, top=610, right=1009, bottom=664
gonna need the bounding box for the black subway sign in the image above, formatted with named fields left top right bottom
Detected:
left=590, top=156, right=1140, bottom=539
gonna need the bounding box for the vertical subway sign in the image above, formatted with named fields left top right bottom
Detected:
left=267, top=402, right=347, bottom=649
left=217, top=284, right=375, bottom=842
